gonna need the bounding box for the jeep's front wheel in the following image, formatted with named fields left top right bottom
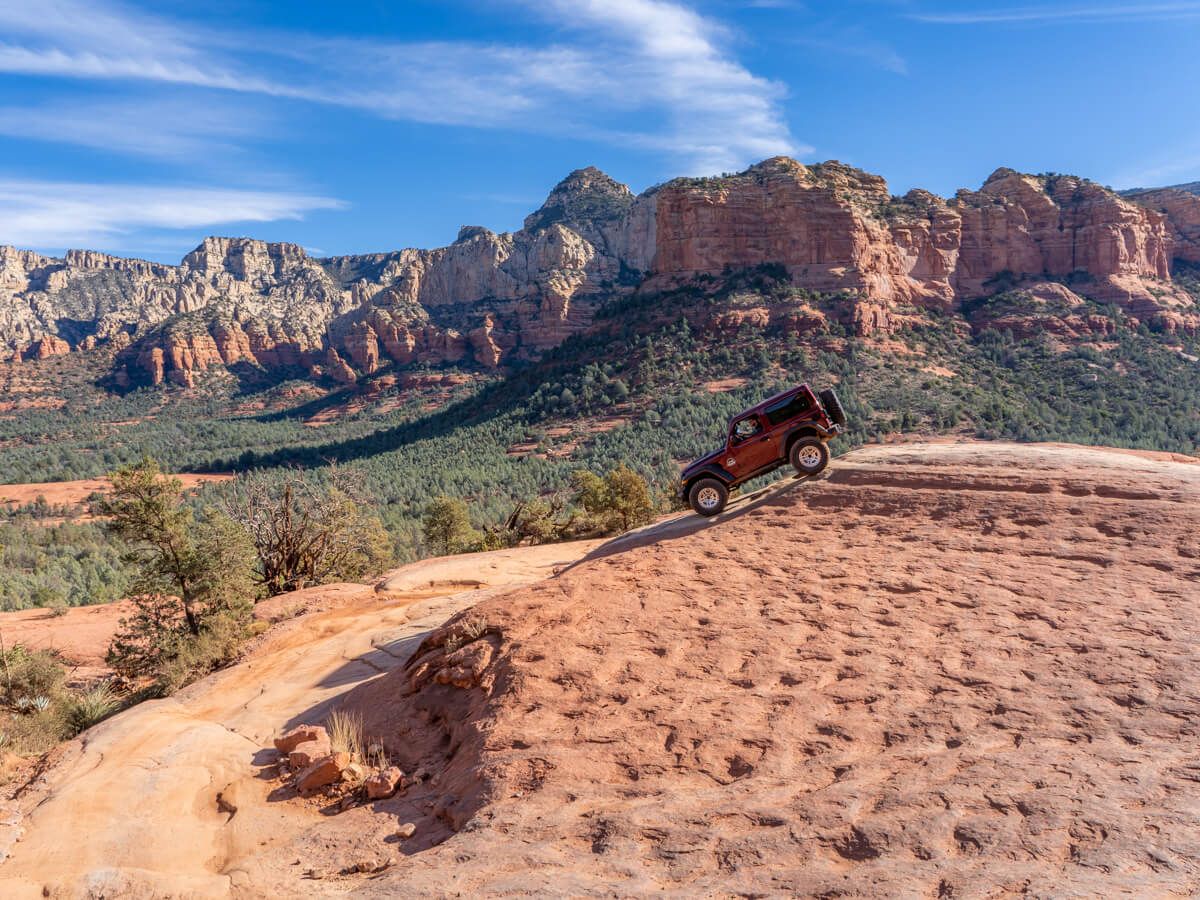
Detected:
left=790, top=437, right=829, bottom=475
left=688, top=477, right=729, bottom=517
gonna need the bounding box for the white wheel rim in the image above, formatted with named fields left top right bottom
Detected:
left=696, top=487, right=721, bottom=510
left=799, top=445, right=822, bottom=469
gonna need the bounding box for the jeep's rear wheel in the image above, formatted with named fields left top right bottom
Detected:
left=688, top=477, right=729, bottom=517
left=790, top=437, right=829, bottom=475
left=819, top=388, right=847, bottom=427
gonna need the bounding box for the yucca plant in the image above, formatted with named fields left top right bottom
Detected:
left=65, top=682, right=120, bottom=736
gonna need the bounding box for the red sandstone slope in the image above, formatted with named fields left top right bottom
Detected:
left=328, top=442, right=1200, bottom=896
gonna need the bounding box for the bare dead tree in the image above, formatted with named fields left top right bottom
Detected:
left=223, top=466, right=393, bottom=596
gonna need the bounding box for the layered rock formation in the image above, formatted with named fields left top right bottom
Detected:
left=653, top=159, right=959, bottom=307
left=3, top=159, right=1199, bottom=390
left=651, top=159, right=1199, bottom=325
left=1125, top=187, right=1200, bottom=265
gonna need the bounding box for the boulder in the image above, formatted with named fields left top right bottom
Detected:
left=365, top=766, right=405, bottom=800
left=288, top=737, right=331, bottom=769
left=295, top=752, right=350, bottom=794
left=274, top=724, right=328, bottom=754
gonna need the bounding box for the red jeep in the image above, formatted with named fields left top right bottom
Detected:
left=679, top=384, right=846, bottom=516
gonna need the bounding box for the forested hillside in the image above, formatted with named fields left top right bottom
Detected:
left=4, top=262, right=1200, bottom=610
left=5, top=155, right=1200, bottom=610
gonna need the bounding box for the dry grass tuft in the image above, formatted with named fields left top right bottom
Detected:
left=327, top=709, right=364, bottom=762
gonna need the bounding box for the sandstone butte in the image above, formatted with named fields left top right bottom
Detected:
left=2, top=160, right=1200, bottom=388
left=0, top=442, right=1197, bottom=896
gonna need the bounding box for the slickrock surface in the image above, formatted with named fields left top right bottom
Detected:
left=337, top=442, right=1200, bottom=896
left=1, top=444, right=1198, bottom=897
left=0, top=543, right=601, bottom=899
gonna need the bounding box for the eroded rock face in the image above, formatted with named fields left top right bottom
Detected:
left=30, top=336, right=70, bottom=359
left=651, top=158, right=964, bottom=315
left=953, top=170, right=1187, bottom=317
left=650, top=159, right=1197, bottom=330
left=2, top=159, right=1198, bottom=386
left=1126, top=187, right=1200, bottom=264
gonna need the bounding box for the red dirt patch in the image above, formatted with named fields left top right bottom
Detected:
left=0, top=602, right=135, bottom=680
left=0, top=474, right=232, bottom=517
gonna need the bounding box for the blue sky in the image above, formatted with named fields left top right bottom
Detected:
left=1, top=0, right=1199, bottom=261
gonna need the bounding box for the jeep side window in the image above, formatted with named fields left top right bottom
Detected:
left=731, top=417, right=761, bottom=442
left=763, top=391, right=812, bottom=427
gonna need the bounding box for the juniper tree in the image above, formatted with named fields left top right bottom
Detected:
left=98, top=459, right=256, bottom=683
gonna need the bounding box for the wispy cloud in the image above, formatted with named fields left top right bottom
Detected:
left=0, top=179, right=345, bottom=251
left=911, top=2, right=1200, bottom=24
left=1108, top=145, right=1200, bottom=190
left=524, top=0, right=798, bottom=170
left=0, top=96, right=267, bottom=162
left=0, top=0, right=796, bottom=174
left=792, top=31, right=908, bottom=74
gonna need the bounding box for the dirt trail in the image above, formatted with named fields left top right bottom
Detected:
left=0, top=544, right=599, bottom=899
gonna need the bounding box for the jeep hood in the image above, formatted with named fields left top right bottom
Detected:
left=681, top=446, right=726, bottom=480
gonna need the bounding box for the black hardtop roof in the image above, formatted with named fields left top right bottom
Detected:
left=728, top=382, right=814, bottom=426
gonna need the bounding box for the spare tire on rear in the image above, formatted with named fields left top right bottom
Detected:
left=819, top=388, right=847, bottom=427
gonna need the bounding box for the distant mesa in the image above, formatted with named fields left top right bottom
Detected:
left=2, top=156, right=1200, bottom=390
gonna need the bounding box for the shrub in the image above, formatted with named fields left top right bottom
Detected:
left=223, top=468, right=394, bottom=596
left=0, top=644, right=66, bottom=707
left=572, top=464, right=656, bottom=535
left=153, top=611, right=249, bottom=695
left=423, top=496, right=480, bottom=555
left=100, top=459, right=258, bottom=692
left=2, top=706, right=68, bottom=755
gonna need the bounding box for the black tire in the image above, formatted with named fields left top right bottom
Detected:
left=790, top=437, right=829, bottom=475
left=819, top=388, right=847, bottom=427
left=688, top=477, right=729, bottom=517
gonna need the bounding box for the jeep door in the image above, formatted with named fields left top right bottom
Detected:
left=727, top=413, right=780, bottom=476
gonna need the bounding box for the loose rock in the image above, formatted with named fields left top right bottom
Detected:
left=275, top=724, right=329, bottom=754
left=365, top=766, right=405, bottom=800
left=397, top=822, right=417, bottom=839
left=288, top=738, right=331, bottom=770
left=295, top=752, right=350, bottom=794
left=341, top=762, right=368, bottom=784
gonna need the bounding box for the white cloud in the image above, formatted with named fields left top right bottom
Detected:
left=912, top=2, right=1200, bottom=24
left=0, top=0, right=797, bottom=174
left=0, top=179, right=345, bottom=250
left=518, top=0, right=797, bottom=171
left=0, top=96, right=266, bottom=161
